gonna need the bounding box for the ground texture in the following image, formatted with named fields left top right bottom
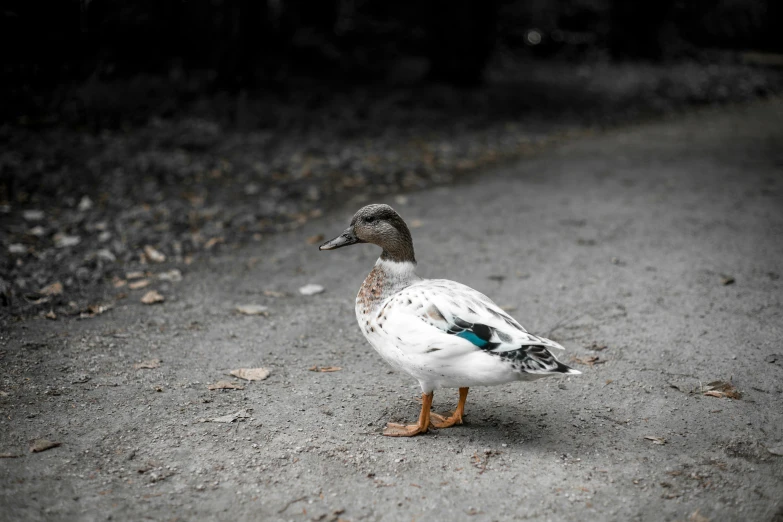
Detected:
left=1, top=99, right=782, bottom=521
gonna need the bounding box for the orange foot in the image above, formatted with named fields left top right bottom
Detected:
left=383, top=422, right=428, bottom=437
left=430, top=411, right=462, bottom=428
left=382, top=392, right=433, bottom=437
left=430, top=387, right=469, bottom=429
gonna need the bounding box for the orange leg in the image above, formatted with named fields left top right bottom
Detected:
left=383, top=392, right=433, bottom=437
left=430, top=387, right=469, bottom=429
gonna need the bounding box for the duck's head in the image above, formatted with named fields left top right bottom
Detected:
left=319, top=203, right=416, bottom=263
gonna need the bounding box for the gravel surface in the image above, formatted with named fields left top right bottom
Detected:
left=2, top=58, right=782, bottom=319
left=1, top=98, right=782, bottom=521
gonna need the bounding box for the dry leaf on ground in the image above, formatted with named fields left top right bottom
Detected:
left=39, top=282, right=63, bottom=296
left=207, top=380, right=245, bottom=391
left=571, top=356, right=606, bottom=367
left=720, top=275, right=735, bottom=286
left=128, top=279, right=151, bottom=290
left=126, top=271, right=146, bottom=280
left=30, top=439, right=61, bottom=453
left=157, top=269, right=183, bottom=282
left=235, top=304, right=269, bottom=316
left=134, top=359, right=161, bottom=370
left=299, top=284, right=324, bottom=296
left=308, top=366, right=342, bottom=372
left=306, top=234, right=325, bottom=244
left=80, top=303, right=113, bottom=318
left=54, top=234, right=81, bottom=248
left=644, top=436, right=666, bottom=445
left=141, top=290, right=164, bottom=305
left=143, top=245, right=166, bottom=263
left=263, top=290, right=286, bottom=298
left=202, top=409, right=252, bottom=423
left=23, top=209, right=44, bottom=221
left=689, top=510, right=711, bottom=522
left=0, top=453, right=21, bottom=458
left=699, top=381, right=741, bottom=399
left=45, top=310, right=57, bottom=320
left=230, top=368, right=271, bottom=381
left=767, top=445, right=783, bottom=456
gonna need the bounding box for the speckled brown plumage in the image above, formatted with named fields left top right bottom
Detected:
left=356, top=265, right=386, bottom=317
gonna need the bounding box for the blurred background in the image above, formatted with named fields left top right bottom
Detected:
left=1, top=0, right=782, bottom=316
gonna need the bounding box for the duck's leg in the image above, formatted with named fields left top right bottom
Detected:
left=383, top=392, right=433, bottom=437
left=430, top=387, right=469, bottom=428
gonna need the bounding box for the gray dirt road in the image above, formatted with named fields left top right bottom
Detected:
left=2, top=100, right=783, bottom=522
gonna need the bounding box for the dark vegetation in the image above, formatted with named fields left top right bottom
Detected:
left=1, top=0, right=782, bottom=320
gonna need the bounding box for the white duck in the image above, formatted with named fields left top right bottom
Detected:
left=320, top=204, right=579, bottom=437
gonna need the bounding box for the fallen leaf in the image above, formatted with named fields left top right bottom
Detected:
left=299, top=284, right=324, bottom=296
left=113, top=278, right=127, bottom=288
left=689, top=510, right=710, bottom=522
left=134, top=359, right=161, bottom=370
left=644, top=436, right=666, bottom=445
left=202, top=409, right=252, bottom=423
left=571, top=356, right=606, bottom=368
left=30, top=439, right=61, bottom=453
left=720, top=275, right=735, bottom=286
left=39, top=282, right=63, bottom=296
left=699, top=381, right=741, bottom=399
left=235, top=304, right=269, bottom=316
left=263, top=290, right=286, bottom=298
left=80, top=303, right=113, bottom=318
left=208, top=380, right=245, bottom=391
left=54, top=234, right=81, bottom=248
left=126, top=271, right=146, bottom=280
left=306, top=234, right=325, bottom=244
left=77, top=195, right=93, bottom=212
left=308, top=366, right=342, bottom=372
left=230, top=368, right=271, bottom=381
left=767, top=445, right=783, bottom=456
left=157, top=269, right=183, bottom=282
left=143, top=245, right=166, bottom=263
left=45, top=310, right=57, bottom=320
left=93, top=248, right=115, bottom=262
left=204, top=237, right=224, bottom=249
left=128, top=279, right=151, bottom=290
left=409, top=219, right=423, bottom=228
left=8, top=243, right=27, bottom=254
left=141, top=290, right=164, bottom=305
left=0, top=453, right=21, bottom=458
left=23, top=209, right=44, bottom=221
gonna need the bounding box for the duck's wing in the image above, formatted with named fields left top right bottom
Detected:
left=380, top=279, right=577, bottom=374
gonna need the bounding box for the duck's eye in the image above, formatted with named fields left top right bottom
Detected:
left=366, top=216, right=375, bottom=224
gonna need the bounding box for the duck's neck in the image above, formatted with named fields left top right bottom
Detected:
left=374, top=257, right=418, bottom=284
left=378, top=233, right=416, bottom=265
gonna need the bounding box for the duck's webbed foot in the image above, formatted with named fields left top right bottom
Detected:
left=382, top=392, right=433, bottom=437
left=430, top=387, right=469, bottom=429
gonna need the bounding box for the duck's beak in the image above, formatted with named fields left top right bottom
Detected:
left=319, top=227, right=363, bottom=250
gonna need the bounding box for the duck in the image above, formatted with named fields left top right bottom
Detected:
left=319, top=203, right=580, bottom=437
